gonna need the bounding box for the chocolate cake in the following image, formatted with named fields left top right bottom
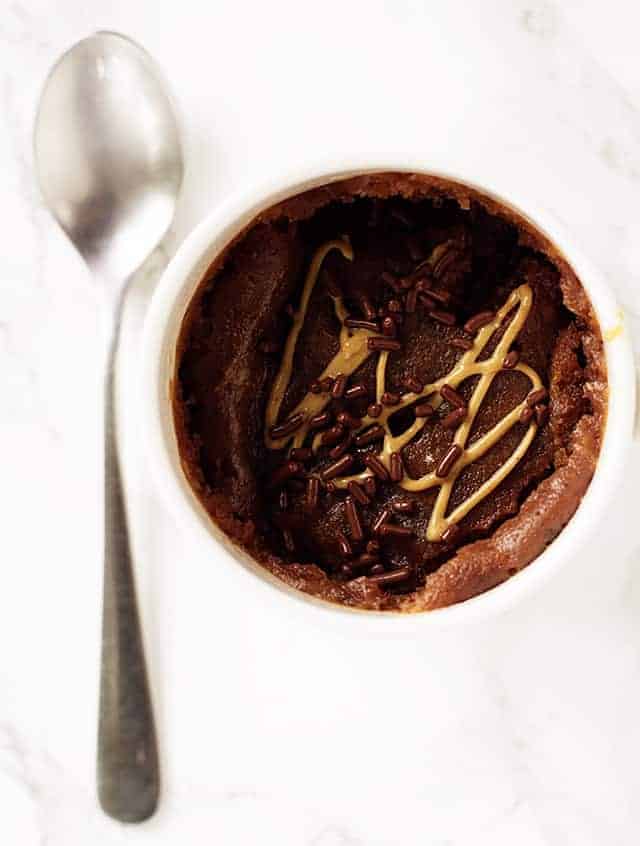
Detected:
left=173, top=173, right=607, bottom=611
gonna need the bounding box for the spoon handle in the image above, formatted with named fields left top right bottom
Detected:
left=98, top=305, right=159, bottom=823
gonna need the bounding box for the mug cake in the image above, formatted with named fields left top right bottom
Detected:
left=173, top=173, right=606, bottom=611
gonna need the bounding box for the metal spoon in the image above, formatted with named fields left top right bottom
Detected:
left=34, top=32, right=183, bottom=822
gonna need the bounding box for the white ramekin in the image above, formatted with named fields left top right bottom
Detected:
left=141, top=157, right=636, bottom=631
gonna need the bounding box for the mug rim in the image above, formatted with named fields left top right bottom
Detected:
left=141, top=158, right=636, bottom=631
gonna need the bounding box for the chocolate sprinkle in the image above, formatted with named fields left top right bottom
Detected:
left=348, top=480, right=371, bottom=505
left=519, top=405, right=535, bottom=424
left=399, top=274, right=417, bottom=290
left=269, top=412, right=306, bottom=439
left=329, top=433, right=353, bottom=460
left=381, top=391, right=400, bottom=406
left=363, top=476, right=377, bottom=498
left=345, top=383, right=367, bottom=400
left=392, top=499, right=415, bottom=514
left=464, top=310, right=494, bottom=334
left=403, top=377, right=424, bottom=394
left=344, top=318, right=379, bottom=331
left=419, top=292, right=436, bottom=310
left=368, top=337, right=402, bottom=352
left=381, top=271, right=400, bottom=291
left=429, top=308, right=457, bottom=326
left=534, top=403, right=549, bottom=426
left=372, top=508, right=391, bottom=534
left=442, top=407, right=467, bottom=429
left=414, top=402, right=434, bottom=418
left=352, top=553, right=379, bottom=570
left=503, top=350, right=520, bottom=369
left=361, top=297, right=376, bottom=321
left=306, top=477, right=320, bottom=509
left=441, top=525, right=460, bottom=544
left=309, top=411, right=331, bottom=430
left=290, top=447, right=313, bottom=463
left=390, top=452, right=404, bottom=483
left=440, top=384, right=466, bottom=409
left=450, top=337, right=474, bottom=351
left=354, top=425, right=385, bottom=446
left=379, top=522, right=413, bottom=537
left=283, top=529, right=295, bottom=552
left=427, top=288, right=452, bottom=305
left=368, top=567, right=411, bottom=586
left=436, top=444, right=463, bottom=478
left=405, top=287, right=418, bottom=314
left=433, top=250, right=459, bottom=279
left=527, top=387, right=549, bottom=407
left=337, top=411, right=362, bottom=430
left=345, top=497, right=364, bottom=541
left=367, top=403, right=383, bottom=418
left=321, top=424, right=346, bottom=446
left=364, top=454, right=390, bottom=481
left=382, top=316, right=396, bottom=337
left=337, top=532, right=352, bottom=558
left=321, top=454, right=354, bottom=480
left=331, top=374, right=348, bottom=398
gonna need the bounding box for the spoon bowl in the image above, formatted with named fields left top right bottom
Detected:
left=34, top=31, right=182, bottom=281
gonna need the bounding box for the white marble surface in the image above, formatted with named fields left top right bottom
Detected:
left=2, top=0, right=640, bottom=842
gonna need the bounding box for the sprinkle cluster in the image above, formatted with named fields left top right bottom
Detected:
left=263, top=237, right=549, bottom=588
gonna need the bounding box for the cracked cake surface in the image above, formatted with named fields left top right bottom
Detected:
left=173, top=173, right=606, bottom=612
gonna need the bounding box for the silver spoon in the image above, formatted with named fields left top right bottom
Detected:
left=34, top=32, right=183, bottom=822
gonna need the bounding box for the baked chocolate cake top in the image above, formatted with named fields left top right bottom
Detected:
left=174, top=173, right=606, bottom=612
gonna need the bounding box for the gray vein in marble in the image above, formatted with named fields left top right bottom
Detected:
left=471, top=651, right=563, bottom=846
left=2, top=2, right=53, bottom=52
left=0, top=723, right=53, bottom=846
left=1, top=79, right=47, bottom=293
left=520, top=2, right=558, bottom=40
left=600, top=138, right=640, bottom=181
left=222, top=788, right=263, bottom=802
left=310, top=824, right=363, bottom=846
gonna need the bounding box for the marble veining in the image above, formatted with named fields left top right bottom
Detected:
left=1, top=1, right=640, bottom=843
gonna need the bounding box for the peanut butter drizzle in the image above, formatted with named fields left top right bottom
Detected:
left=265, top=238, right=372, bottom=450
left=265, top=240, right=544, bottom=541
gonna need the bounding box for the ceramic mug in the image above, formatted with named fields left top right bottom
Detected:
left=141, top=158, right=636, bottom=631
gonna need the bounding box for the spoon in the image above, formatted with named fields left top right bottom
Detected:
left=34, top=32, right=183, bottom=822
